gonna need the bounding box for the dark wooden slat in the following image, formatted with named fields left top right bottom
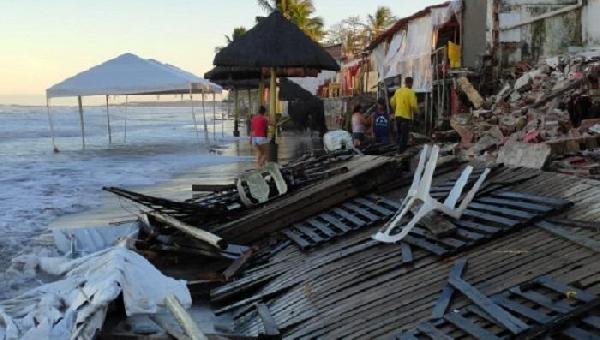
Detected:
left=416, top=322, right=453, bottom=340
left=476, top=196, right=554, bottom=212
left=492, top=191, right=568, bottom=206
left=400, top=242, right=413, bottom=264
left=454, top=220, right=501, bottom=234
left=368, top=194, right=401, bottom=209
left=445, top=312, right=502, bottom=340
left=282, top=229, right=311, bottom=249
left=449, top=276, right=529, bottom=334
left=294, top=224, right=326, bottom=243
left=536, top=221, right=600, bottom=253
left=306, top=218, right=338, bottom=238
left=332, top=208, right=366, bottom=228
left=509, top=287, right=573, bottom=314
left=318, top=214, right=351, bottom=233
left=342, top=203, right=380, bottom=222
left=562, top=326, right=597, bottom=339
left=463, top=209, right=520, bottom=228
left=455, top=228, right=486, bottom=241
left=403, top=235, right=448, bottom=256
left=467, top=202, right=536, bottom=220
left=431, top=259, right=467, bottom=319
left=536, top=275, right=597, bottom=303
left=256, top=303, right=280, bottom=337
left=354, top=198, right=395, bottom=216
left=396, top=330, right=419, bottom=340
left=492, top=295, right=552, bottom=324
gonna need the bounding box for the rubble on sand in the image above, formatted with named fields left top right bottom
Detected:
left=454, top=51, right=600, bottom=173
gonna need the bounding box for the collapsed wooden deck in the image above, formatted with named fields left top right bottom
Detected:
left=210, top=167, right=600, bottom=339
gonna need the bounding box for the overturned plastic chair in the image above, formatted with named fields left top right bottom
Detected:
left=372, top=144, right=491, bottom=243
left=237, top=162, right=288, bottom=207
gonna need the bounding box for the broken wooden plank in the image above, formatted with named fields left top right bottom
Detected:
left=318, top=214, right=351, bottom=233
left=282, top=229, right=311, bottom=249
left=400, top=243, right=413, bottom=264
left=416, top=322, right=453, bottom=340
left=536, top=221, right=600, bottom=253
left=353, top=198, right=395, bottom=216
left=332, top=208, right=366, bottom=228
left=418, top=212, right=457, bottom=237
left=508, top=287, right=573, bottom=314
left=342, top=203, right=380, bottom=222
left=431, top=258, right=467, bottom=319
left=191, top=183, right=235, bottom=192
left=536, top=275, right=597, bottom=303
left=256, top=303, right=280, bottom=338
left=491, top=295, right=551, bottom=324
left=223, top=248, right=256, bottom=281
left=448, top=276, right=529, bottom=334
left=294, top=224, right=326, bottom=243
left=164, top=295, right=207, bottom=340
left=445, top=312, right=502, bottom=340
left=148, top=211, right=227, bottom=250
left=306, top=218, right=338, bottom=238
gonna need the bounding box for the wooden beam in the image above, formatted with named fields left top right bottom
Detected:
left=148, top=211, right=227, bottom=250
left=536, top=221, right=600, bottom=253
left=164, top=295, right=207, bottom=340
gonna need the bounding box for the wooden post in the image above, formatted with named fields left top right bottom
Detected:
left=46, top=97, right=58, bottom=152
left=77, top=95, right=85, bottom=149
left=269, top=67, right=278, bottom=162
left=147, top=211, right=227, bottom=249
left=105, top=95, right=112, bottom=144
left=233, top=89, right=240, bottom=137
left=258, top=73, right=265, bottom=105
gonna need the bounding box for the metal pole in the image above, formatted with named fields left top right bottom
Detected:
left=77, top=95, right=85, bottom=149
left=105, top=95, right=112, bottom=144
left=258, top=75, right=265, bottom=106
left=46, top=97, right=58, bottom=153
left=201, top=92, right=208, bottom=140
left=247, top=88, right=253, bottom=137
left=212, top=92, right=216, bottom=141
left=190, top=86, right=200, bottom=141
left=224, top=93, right=228, bottom=138
left=124, top=95, right=128, bottom=144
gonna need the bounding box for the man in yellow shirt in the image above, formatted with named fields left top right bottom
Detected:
left=390, top=77, right=418, bottom=151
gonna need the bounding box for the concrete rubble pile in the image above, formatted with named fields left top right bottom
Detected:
left=452, top=51, right=600, bottom=172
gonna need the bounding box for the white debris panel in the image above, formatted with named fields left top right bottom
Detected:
left=0, top=246, right=191, bottom=340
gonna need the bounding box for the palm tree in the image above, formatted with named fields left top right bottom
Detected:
left=257, top=0, right=325, bottom=41
left=215, top=26, right=247, bottom=53
left=367, top=6, right=396, bottom=40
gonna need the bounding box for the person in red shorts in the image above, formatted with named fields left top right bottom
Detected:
left=250, top=105, right=270, bottom=167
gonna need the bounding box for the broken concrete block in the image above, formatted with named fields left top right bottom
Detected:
left=498, top=141, right=552, bottom=169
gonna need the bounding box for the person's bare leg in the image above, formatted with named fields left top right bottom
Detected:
left=255, top=145, right=262, bottom=168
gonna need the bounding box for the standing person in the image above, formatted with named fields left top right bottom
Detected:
left=250, top=106, right=270, bottom=167
left=371, top=98, right=391, bottom=144
left=390, top=76, right=418, bottom=152
left=351, top=104, right=368, bottom=147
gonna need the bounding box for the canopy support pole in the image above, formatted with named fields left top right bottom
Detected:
left=224, top=93, right=228, bottom=138
left=46, top=97, right=58, bottom=153
left=269, top=67, right=278, bottom=162
left=105, top=95, right=112, bottom=144
left=190, top=87, right=200, bottom=142
left=233, top=90, right=240, bottom=137
left=201, top=92, right=208, bottom=140
left=77, top=95, right=86, bottom=149
left=124, top=95, right=128, bottom=144
left=247, top=88, right=253, bottom=136
left=212, top=93, right=217, bottom=141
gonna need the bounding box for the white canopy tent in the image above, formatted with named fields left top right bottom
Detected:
left=46, top=53, right=222, bottom=150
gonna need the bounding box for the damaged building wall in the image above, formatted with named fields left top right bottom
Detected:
left=583, top=0, right=600, bottom=46
left=462, top=0, right=488, bottom=69
left=497, top=0, right=583, bottom=66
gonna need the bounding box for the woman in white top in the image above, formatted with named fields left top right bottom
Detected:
left=351, top=104, right=368, bottom=147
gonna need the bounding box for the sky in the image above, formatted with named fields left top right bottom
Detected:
left=0, top=0, right=445, bottom=105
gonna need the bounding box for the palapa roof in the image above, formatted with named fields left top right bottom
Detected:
left=47, top=53, right=222, bottom=98
left=213, top=11, right=339, bottom=72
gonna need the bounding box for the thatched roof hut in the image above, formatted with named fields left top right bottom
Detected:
left=212, top=11, right=339, bottom=72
